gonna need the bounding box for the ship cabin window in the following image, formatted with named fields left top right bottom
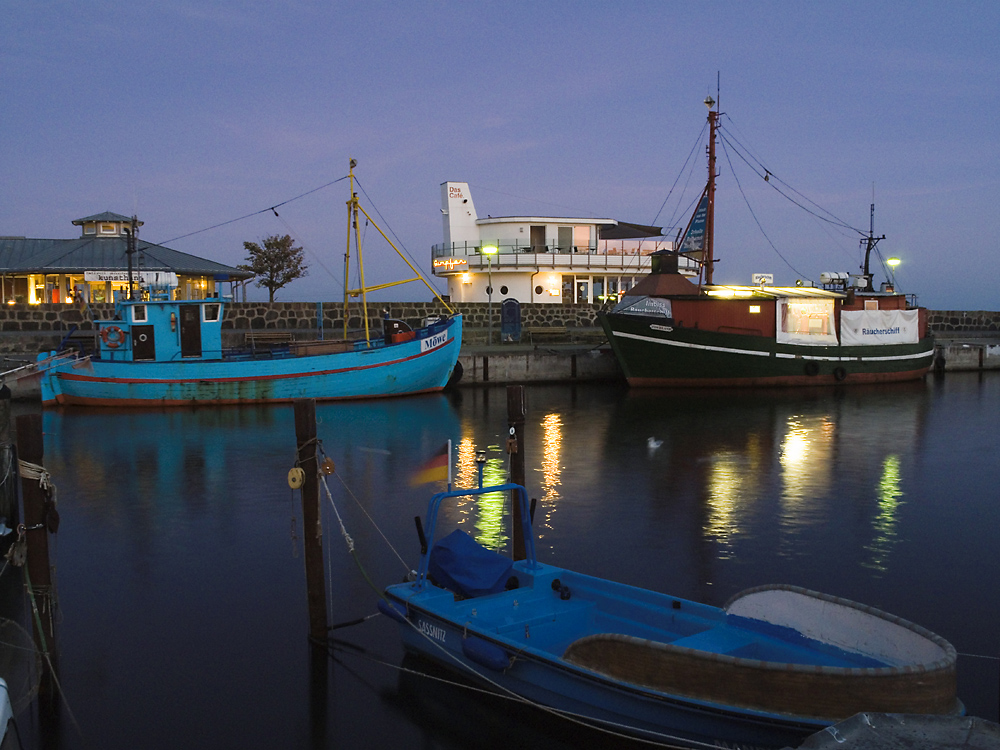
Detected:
left=864, top=300, right=878, bottom=311
left=132, top=305, right=147, bottom=323
left=781, top=299, right=836, bottom=337
left=203, top=303, right=221, bottom=322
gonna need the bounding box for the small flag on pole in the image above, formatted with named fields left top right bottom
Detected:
left=410, top=440, right=451, bottom=486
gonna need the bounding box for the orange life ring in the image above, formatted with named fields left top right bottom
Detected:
left=101, top=326, right=126, bottom=349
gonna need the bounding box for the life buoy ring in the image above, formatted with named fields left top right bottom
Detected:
left=101, top=326, right=126, bottom=349
left=833, top=367, right=847, bottom=382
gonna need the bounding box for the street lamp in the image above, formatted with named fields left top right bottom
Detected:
left=887, top=257, right=900, bottom=289
left=482, top=245, right=498, bottom=344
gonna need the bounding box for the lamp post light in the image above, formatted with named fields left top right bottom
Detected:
left=887, top=257, right=900, bottom=290
left=482, top=244, right=498, bottom=344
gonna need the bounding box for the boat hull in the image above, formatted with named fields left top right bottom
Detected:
left=382, top=484, right=960, bottom=749
left=41, top=315, right=462, bottom=406
left=385, top=571, right=959, bottom=749
left=598, top=311, right=934, bottom=387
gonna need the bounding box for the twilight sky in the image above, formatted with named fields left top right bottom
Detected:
left=3, top=1, right=997, bottom=310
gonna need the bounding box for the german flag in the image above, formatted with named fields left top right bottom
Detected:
left=410, top=441, right=450, bottom=486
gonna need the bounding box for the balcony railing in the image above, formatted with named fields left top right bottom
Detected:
left=432, top=240, right=665, bottom=258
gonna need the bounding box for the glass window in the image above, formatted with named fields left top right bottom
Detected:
left=576, top=279, right=589, bottom=304
left=561, top=275, right=574, bottom=303
left=203, top=303, right=221, bottom=322
left=593, top=277, right=605, bottom=301
left=133, top=304, right=147, bottom=322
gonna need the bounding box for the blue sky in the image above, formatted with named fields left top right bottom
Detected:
left=3, top=1, right=997, bottom=310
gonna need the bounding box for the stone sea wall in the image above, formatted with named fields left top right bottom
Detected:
left=0, top=300, right=603, bottom=333
left=1, top=303, right=998, bottom=356
left=926, top=310, right=1000, bottom=335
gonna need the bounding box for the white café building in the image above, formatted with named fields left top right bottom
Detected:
left=431, top=182, right=681, bottom=305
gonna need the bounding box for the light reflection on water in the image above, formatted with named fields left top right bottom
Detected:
left=14, top=375, right=999, bottom=748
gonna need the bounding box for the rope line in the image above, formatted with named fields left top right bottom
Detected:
left=23, top=569, right=82, bottom=737
left=17, top=460, right=56, bottom=506
left=158, top=175, right=350, bottom=245
left=327, top=630, right=709, bottom=749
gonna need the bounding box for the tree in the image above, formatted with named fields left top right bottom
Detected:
left=240, top=234, right=308, bottom=302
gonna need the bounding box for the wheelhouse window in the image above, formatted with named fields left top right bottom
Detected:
left=203, top=303, right=221, bottom=322
left=132, top=304, right=147, bottom=322
left=777, top=298, right=838, bottom=345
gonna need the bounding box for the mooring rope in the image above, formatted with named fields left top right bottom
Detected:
left=325, top=628, right=706, bottom=750
left=17, top=459, right=56, bottom=506
left=22, top=569, right=82, bottom=737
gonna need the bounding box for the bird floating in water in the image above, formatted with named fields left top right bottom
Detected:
left=647, top=437, right=663, bottom=453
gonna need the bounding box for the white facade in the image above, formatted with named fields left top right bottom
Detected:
left=432, top=182, right=675, bottom=304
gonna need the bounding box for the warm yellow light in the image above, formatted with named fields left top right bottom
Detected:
left=481, top=245, right=498, bottom=255
left=6, top=300, right=13, bottom=306
left=749, top=305, right=761, bottom=314
left=460, top=273, right=472, bottom=285
left=548, top=288, right=559, bottom=296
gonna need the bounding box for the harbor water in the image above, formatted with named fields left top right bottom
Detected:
left=6, top=372, right=999, bottom=748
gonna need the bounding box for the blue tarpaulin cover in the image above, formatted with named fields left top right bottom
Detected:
left=428, top=529, right=513, bottom=598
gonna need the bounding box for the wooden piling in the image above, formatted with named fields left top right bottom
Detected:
left=507, top=385, right=527, bottom=560
left=15, top=413, right=59, bottom=711
left=293, top=399, right=328, bottom=642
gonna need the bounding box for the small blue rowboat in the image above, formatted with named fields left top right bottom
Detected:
left=382, top=483, right=962, bottom=749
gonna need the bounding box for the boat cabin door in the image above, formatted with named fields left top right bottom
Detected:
left=179, top=305, right=203, bottom=357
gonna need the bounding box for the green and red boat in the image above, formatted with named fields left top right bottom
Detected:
left=598, top=98, right=934, bottom=388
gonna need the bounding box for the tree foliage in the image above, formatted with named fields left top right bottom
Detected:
left=240, top=234, right=308, bottom=302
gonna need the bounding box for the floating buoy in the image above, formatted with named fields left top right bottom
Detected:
left=287, top=467, right=306, bottom=489
left=320, top=457, right=335, bottom=475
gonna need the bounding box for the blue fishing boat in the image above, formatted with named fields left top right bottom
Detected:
left=380, top=483, right=962, bottom=749
left=37, top=161, right=463, bottom=407
left=38, top=297, right=461, bottom=406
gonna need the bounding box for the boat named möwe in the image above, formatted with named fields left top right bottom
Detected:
left=599, top=98, right=934, bottom=387
left=39, top=162, right=462, bottom=407
left=380, top=482, right=962, bottom=748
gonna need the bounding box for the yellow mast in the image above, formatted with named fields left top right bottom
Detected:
left=341, top=159, right=454, bottom=345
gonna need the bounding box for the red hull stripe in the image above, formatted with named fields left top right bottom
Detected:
left=47, top=386, right=445, bottom=408
left=56, top=337, right=453, bottom=386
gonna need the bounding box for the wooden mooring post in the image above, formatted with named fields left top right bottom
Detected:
left=293, top=399, right=328, bottom=642
left=292, top=399, right=329, bottom=749
left=507, top=385, right=527, bottom=561
left=15, top=412, right=61, bottom=741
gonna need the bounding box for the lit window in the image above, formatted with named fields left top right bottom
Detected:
left=100, top=223, right=117, bottom=234
left=749, top=305, right=761, bottom=314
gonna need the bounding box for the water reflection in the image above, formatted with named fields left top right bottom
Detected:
left=864, top=454, right=903, bottom=572
left=612, top=383, right=930, bottom=573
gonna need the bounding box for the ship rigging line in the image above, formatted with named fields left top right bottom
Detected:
left=353, top=178, right=448, bottom=299
left=717, top=119, right=864, bottom=237
left=718, top=136, right=809, bottom=280
left=158, top=175, right=351, bottom=245
left=649, top=120, right=708, bottom=231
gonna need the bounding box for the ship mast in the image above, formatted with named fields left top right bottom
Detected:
left=704, top=95, right=718, bottom=285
